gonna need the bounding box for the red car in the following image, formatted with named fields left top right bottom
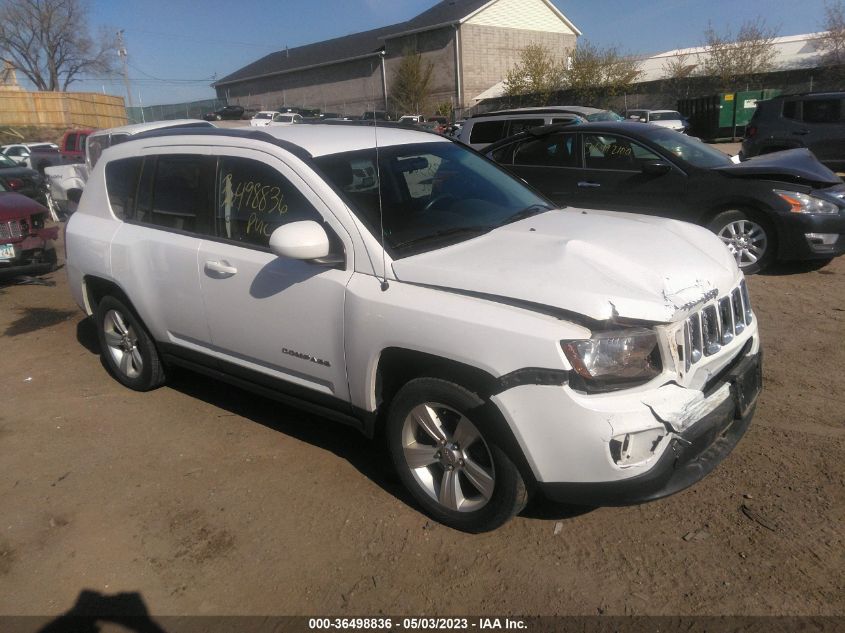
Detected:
left=0, top=189, right=58, bottom=278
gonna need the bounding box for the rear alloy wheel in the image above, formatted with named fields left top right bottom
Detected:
left=95, top=295, right=165, bottom=391
left=387, top=378, right=527, bottom=532
left=708, top=209, right=774, bottom=274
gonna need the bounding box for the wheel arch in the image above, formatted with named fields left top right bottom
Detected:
left=371, top=347, right=538, bottom=488
left=82, top=275, right=135, bottom=318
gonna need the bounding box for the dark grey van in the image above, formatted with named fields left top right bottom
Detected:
left=741, top=92, right=845, bottom=172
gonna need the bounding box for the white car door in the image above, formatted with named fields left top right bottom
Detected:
left=108, top=153, right=216, bottom=349
left=197, top=149, right=354, bottom=404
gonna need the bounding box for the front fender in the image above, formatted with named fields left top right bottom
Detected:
left=344, top=275, right=591, bottom=412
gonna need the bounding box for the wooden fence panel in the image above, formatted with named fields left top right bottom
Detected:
left=0, top=90, right=127, bottom=129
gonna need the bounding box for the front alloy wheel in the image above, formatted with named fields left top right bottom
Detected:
left=401, top=402, right=495, bottom=513
left=387, top=378, right=527, bottom=532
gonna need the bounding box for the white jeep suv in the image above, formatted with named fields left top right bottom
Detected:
left=65, top=124, right=761, bottom=532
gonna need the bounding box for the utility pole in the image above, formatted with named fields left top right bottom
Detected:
left=117, top=29, right=133, bottom=107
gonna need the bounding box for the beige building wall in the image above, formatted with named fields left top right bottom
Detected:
left=384, top=26, right=458, bottom=114
left=459, top=23, right=575, bottom=108
left=224, top=57, right=386, bottom=117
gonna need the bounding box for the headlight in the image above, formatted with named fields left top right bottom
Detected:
left=774, top=190, right=840, bottom=215
left=561, top=328, right=662, bottom=392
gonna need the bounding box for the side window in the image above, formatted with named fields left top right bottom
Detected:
left=65, top=134, right=77, bottom=152
left=135, top=155, right=215, bottom=233
left=104, top=158, right=143, bottom=220
left=506, top=119, right=545, bottom=135
left=469, top=121, right=506, bottom=144
left=781, top=100, right=799, bottom=120
left=801, top=99, right=842, bottom=123
left=583, top=134, right=659, bottom=170
left=217, top=157, right=322, bottom=248
left=513, top=132, right=578, bottom=167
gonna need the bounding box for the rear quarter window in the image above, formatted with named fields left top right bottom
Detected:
left=469, top=121, right=506, bottom=144
left=104, top=158, right=143, bottom=220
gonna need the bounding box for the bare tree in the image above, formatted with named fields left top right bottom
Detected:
left=503, top=43, right=566, bottom=105
left=818, top=0, right=845, bottom=65
left=565, top=41, right=641, bottom=102
left=390, top=49, right=434, bottom=115
left=0, top=0, right=116, bottom=91
left=700, top=18, right=779, bottom=88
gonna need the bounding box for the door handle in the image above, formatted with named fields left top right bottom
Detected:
left=204, top=260, right=238, bottom=277
left=577, top=181, right=601, bottom=188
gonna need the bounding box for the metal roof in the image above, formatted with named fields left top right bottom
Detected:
left=215, top=0, right=575, bottom=87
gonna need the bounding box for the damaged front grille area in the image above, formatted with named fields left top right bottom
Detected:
left=682, top=280, right=753, bottom=373
left=0, top=220, right=22, bottom=240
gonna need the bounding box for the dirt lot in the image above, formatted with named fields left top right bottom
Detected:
left=0, top=234, right=843, bottom=619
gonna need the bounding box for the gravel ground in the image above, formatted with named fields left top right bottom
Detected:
left=0, top=231, right=842, bottom=620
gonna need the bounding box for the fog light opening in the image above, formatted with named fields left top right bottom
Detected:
left=610, top=429, right=666, bottom=467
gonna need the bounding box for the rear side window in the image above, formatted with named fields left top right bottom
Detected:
left=801, top=99, right=842, bottom=123
left=513, top=132, right=578, bottom=167
left=135, top=155, right=216, bottom=234
left=469, top=121, right=506, bottom=144
left=781, top=101, right=798, bottom=120
left=217, top=157, right=321, bottom=248
left=104, top=158, right=143, bottom=220
left=506, top=119, right=545, bottom=135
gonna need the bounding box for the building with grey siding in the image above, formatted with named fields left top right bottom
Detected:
left=213, top=0, right=580, bottom=118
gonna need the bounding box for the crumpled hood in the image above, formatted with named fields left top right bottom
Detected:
left=714, top=148, right=842, bottom=187
left=391, top=209, right=741, bottom=324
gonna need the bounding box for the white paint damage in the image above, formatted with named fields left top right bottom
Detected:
left=392, top=208, right=741, bottom=324
left=641, top=382, right=732, bottom=433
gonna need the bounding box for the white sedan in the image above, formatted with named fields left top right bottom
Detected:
left=250, top=111, right=303, bottom=127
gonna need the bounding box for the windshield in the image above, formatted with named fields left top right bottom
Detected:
left=649, top=129, right=732, bottom=168
left=254, top=112, right=272, bottom=119
left=0, top=154, right=18, bottom=168
left=651, top=111, right=683, bottom=121
left=314, top=142, right=553, bottom=257
left=586, top=110, right=624, bottom=122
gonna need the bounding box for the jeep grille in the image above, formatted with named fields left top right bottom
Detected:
left=683, top=280, right=753, bottom=372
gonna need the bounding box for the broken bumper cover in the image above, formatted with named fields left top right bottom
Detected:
left=538, top=352, right=761, bottom=506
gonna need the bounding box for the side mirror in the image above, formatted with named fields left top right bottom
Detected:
left=642, top=161, right=672, bottom=175
left=269, top=221, right=331, bottom=260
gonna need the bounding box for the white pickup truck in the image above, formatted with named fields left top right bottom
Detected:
left=65, top=124, right=761, bottom=532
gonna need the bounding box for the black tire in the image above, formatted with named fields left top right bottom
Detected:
left=386, top=377, right=528, bottom=532
left=95, top=295, right=165, bottom=391
left=707, top=208, right=776, bottom=274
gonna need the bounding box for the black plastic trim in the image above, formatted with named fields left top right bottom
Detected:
left=495, top=367, right=570, bottom=393
left=159, top=343, right=365, bottom=433
left=128, top=127, right=314, bottom=162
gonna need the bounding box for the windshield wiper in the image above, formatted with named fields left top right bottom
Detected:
left=498, top=203, right=553, bottom=226
left=394, top=225, right=492, bottom=249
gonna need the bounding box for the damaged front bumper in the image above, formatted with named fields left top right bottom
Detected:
left=491, top=343, right=761, bottom=506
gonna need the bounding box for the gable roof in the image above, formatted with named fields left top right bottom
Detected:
left=215, top=0, right=579, bottom=87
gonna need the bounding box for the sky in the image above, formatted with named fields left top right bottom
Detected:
left=48, top=0, right=835, bottom=106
